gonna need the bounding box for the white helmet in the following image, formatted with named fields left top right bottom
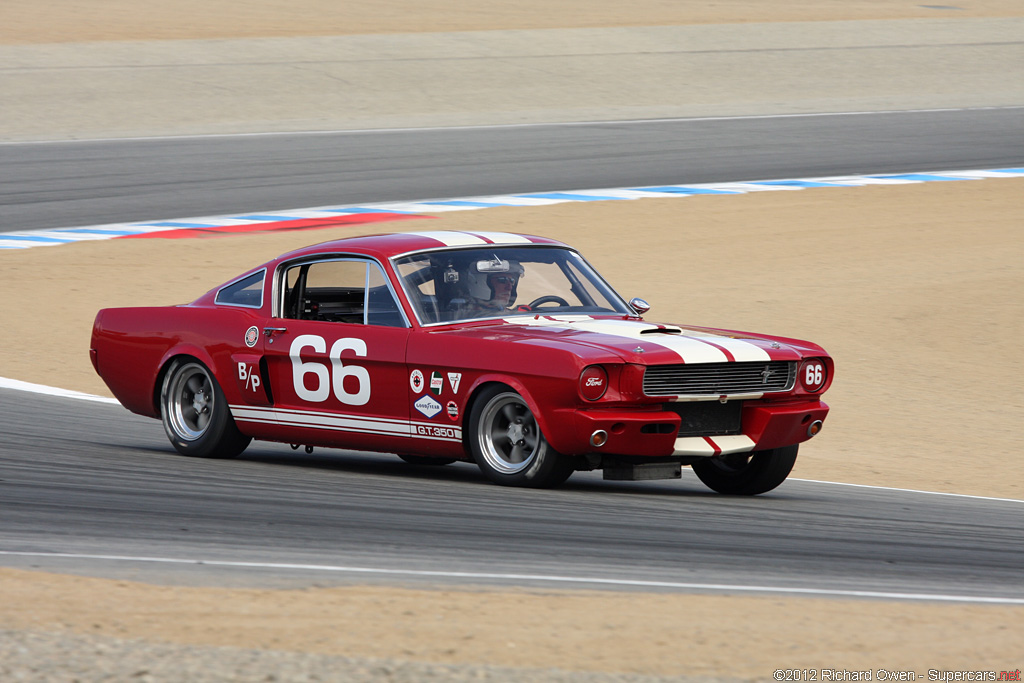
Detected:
left=465, top=257, right=524, bottom=302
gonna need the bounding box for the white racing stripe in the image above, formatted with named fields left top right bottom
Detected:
left=230, top=404, right=462, bottom=443
left=1, top=550, right=1021, bottom=605
left=589, top=321, right=729, bottom=363
left=684, top=330, right=772, bottom=362
left=505, top=316, right=776, bottom=364
left=398, top=230, right=537, bottom=248
left=403, top=231, right=489, bottom=247
left=461, top=231, right=534, bottom=244
left=672, top=436, right=755, bottom=456
left=671, top=437, right=717, bottom=456
left=707, top=434, right=757, bottom=454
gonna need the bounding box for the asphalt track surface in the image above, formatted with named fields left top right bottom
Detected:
left=2, top=107, right=1023, bottom=232
left=2, top=109, right=1024, bottom=601
left=2, top=388, right=1023, bottom=601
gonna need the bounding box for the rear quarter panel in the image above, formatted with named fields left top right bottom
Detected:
left=91, top=305, right=262, bottom=418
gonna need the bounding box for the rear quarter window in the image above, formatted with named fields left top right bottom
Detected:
left=215, top=269, right=266, bottom=308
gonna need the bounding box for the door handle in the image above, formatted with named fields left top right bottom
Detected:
left=263, top=327, right=288, bottom=343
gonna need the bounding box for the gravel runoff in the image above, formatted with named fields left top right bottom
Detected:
left=0, top=629, right=739, bottom=683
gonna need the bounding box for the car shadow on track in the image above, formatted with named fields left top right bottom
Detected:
left=234, top=445, right=769, bottom=500
left=110, top=441, right=803, bottom=501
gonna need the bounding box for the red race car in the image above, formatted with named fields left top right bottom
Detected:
left=91, top=231, right=832, bottom=494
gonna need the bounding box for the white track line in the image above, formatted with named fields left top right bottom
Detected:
left=2, top=375, right=1022, bottom=503
left=0, top=550, right=1021, bottom=604
left=790, top=479, right=1024, bottom=504
left=0, top=377, right=119, bottom=404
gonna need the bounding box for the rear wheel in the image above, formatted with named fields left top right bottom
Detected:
left=469, top=386, right=574, bottom=488
left=691, top=445, right=798, bottom=495
left=160, top=359, right=250, bottom=458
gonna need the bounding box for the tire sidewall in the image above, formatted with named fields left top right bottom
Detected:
left=160, top=359, right=248, bottom=458
left=468, top=386, right=572, bottom=488
left=691, top=444, right=798, bottom=495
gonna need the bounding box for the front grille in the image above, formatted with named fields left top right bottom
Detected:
left=643, top=361, right=795, bottom=396
left=663, top=401, right=742, bottom=437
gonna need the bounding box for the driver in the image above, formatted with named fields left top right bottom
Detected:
left=484, top=273, right=518, bottom=309
left=460, top=258, right=524, bottom=317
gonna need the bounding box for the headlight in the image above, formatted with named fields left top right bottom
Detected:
left=579, top=365, right=608, bottom=401
left=799, top=359, right=828, bottom=393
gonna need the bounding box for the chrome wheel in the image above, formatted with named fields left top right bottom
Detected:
left=477, top=392, right=541, bottom=475
left=165, top=362, right=215, bottom=442
left=468, top=386, right=574, bottom=487
left=159, top=358, right=251, bottom=458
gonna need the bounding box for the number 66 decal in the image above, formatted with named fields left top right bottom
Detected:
left=290, top=334, right=370, bottom=405
left=799, top=359, right=827, bottom=393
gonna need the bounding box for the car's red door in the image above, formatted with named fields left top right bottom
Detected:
left=246, top=257, right=413, bottom=454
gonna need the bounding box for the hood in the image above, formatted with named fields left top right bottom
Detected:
left=439, top=315, right=815, bottom=365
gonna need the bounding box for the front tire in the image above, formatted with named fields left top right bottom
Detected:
left=160, top=359, right=251, bottom=458
left=468, top=386, right=574, bottom=488
left=691, top=445, right=798, bottom=495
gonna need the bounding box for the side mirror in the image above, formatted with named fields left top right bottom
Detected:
left=629, top=297, right=650, bottom=315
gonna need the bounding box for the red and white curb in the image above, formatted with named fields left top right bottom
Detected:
left=2, top=167, right=1022, bottom=250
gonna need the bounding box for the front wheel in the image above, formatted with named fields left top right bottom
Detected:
left=468, top=386, right=574, bottom=488
left=160, top=359, right=251, bottom=458
left=691, top=445, right=798, bottom=495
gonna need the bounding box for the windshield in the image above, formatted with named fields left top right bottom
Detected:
left=393, top=246, right=632, bottom=325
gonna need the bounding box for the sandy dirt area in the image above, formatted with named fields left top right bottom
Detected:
left=3, top=567, right=1023, bottom=679
left=4, top=0, right=1023, bottom=44
left=4, top=3, right=1022, bottom=140
left=2, top=1, right=1023, bottom=680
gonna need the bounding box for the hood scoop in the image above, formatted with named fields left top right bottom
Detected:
left=640, top=326, right=682, bottom=335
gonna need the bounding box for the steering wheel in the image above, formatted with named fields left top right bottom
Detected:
left=527, top=295, right=571, bottom=309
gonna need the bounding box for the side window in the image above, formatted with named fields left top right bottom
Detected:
left=393, top=255, right=440, bottom=324
left=365, top=264, right=406, bottom=327
left=282, top=259, right=406, bottom=327
left=216, top=270, right=265, bottom=308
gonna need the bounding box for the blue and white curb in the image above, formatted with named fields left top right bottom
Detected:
left=2, top=167, right=1022, bottom=250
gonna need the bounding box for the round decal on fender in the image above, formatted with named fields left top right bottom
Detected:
left=244, top=326, right=259, bottom=348
left=446, top=401, right=459, bottom=421
left=410, top=369, right=424, bottom=392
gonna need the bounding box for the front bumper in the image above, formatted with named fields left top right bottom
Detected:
left=549, top=399, right=830, bottom=457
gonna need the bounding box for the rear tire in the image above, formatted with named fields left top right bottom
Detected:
left=160, top=359, right=251, bottom=459
left=691, top=445, right=798, bottom=495
left=468, top=386, right=574, bottom=488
